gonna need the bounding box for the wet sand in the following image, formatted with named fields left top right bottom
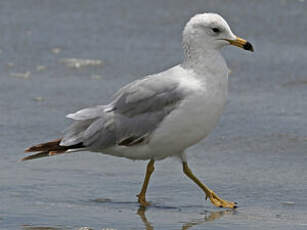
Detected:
left=1, top=0, right=307, bottom=229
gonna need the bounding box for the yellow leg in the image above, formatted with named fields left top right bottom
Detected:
left=137, top=159, right=155, bottom=207
left=182, top=162, right=237, bottom=209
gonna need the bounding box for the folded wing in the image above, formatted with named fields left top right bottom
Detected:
left=61, top=74, right=185, bottom=149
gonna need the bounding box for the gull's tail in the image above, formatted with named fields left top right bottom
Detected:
left=22, top=138, right=84, bottom=161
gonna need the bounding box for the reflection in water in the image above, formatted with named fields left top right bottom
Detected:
left=22, top=206, right=234, bottom=230
left=137, top=207, right=154, bottom=230
left=181, top=210, right=235, bottom=230
left=137, top=207, right=235, bottom=230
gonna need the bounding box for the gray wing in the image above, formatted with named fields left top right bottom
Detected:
left=60, top=73, right=185, bottom=149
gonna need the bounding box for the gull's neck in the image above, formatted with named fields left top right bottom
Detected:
left=182, top=41, right=228, bottom=76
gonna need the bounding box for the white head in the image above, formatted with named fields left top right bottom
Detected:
left=183, top=13, right=253, bottom=59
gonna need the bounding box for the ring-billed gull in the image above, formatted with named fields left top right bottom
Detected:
left=22, top=13, right=253, bottom=209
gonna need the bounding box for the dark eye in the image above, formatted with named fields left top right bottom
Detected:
left=212, top=27, right=220, bottom=33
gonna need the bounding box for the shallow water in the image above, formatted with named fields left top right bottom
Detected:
left=1, top=0, right=307, bottom=229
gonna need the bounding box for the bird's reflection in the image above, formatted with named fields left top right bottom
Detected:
left=22, top=205, right=235, bottom=230
left=137, top=207, right=154, bottom=230
left=137, top=206, right=235, bottom=230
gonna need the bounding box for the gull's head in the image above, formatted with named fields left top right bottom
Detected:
left=183, top=13, right=254, bottom=53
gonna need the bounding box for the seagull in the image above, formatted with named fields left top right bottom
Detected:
left=22, top=13, right=253, bottom=209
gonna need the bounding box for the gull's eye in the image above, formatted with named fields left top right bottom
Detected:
left=212, top=27, right=220, bottom=33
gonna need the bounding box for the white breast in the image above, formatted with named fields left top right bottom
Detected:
left=148, top=71, right=228, bottom=159
left=102, top=67, right=228, bottom=161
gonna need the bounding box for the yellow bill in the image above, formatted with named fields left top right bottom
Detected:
left=227, top=37, right=254, bottom=52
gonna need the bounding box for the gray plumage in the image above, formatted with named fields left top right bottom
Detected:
left=60, top=72, right=186, bottom=150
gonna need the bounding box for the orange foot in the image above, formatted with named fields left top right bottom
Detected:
left=206, top=190, right=237, bottom=209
